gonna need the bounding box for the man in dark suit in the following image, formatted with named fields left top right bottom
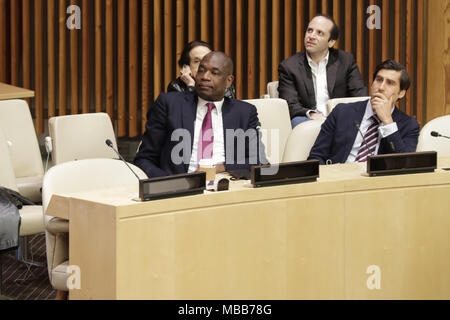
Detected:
left=278, top=14, right=368, bottom=128
left=134, top=51, right=265, bottom=178
left=308, top=60, right=420, bottom=165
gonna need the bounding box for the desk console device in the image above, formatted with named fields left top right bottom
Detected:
left=367, top=151, right=437, bottom=177
left=251, top=160, right=319, bottom=188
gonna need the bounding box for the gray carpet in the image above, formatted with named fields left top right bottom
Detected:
left=0, top=234, right=56, bottom=300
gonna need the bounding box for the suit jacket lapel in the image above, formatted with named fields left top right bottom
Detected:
left=299, top=54, right=316, bottom=107
left=222, top=99, right=238, bottom=144
left=342, top=101, right=367, bottom=160
left=182, top=93, right=197, bottom=170
left=326, top=50, right=339, bottom=96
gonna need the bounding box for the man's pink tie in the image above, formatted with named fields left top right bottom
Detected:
left=198, top=102, right=215, bottom=161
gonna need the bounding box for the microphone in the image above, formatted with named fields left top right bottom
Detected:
left=354, top=121, right=374, bottom=157
left=431, top=131, right=450, bottom=139
left=255, top=120, right=262, bottom=165
left=105, top=139, right=141, bottom=181
left=255, top=120, right=261, bottom=131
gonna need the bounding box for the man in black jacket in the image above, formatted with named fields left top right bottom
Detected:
left=135, top=51, right=265, bottom=178
left=278, top=14, right=368, bottom=128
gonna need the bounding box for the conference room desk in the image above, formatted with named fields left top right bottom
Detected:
left=46, top=157, right=450, bottom=300
left=0, top=82, right=34, bottom=100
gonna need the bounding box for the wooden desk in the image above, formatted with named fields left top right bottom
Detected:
left=0, top=82, right=34, bottom=100
left=47, top=158, right=450, bottom=299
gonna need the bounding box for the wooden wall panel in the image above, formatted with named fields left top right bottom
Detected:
left=47, top=0, right=56, bottom=117
left=296, top=0, right=304, bottom=52
left=129, top=0, right=138, bottom=137
left=69, top=0, right=79, bottom=115
left=368, top=0, right=377, bottom=85
left=236, top=0, right=243, bottom=99
left=34, top=0, right=44, bottom=132
left=0, top=0, right=433, bottom=137
left=105, top=0, right=113, bottom=120
left=10, top=0, right=20, bottom=86
left=426, top=0, right=450, bottom=122
left=259, top=0, right=268, bottom=97
left=58, top=0, right=67, bottom=116
left=81, top=0, right=90, bottom=114
left=95, top=0, right=102, bottom=113
left=117, top=0, right=126, bottom=136
left=142, top=0, right=150, bottom=130
left=271, top=0, right=280, bottom=82
left=0, top=0, right=6, bottom=83
left=284, top=0, right=293, bottom=60
left=381, top=0, right=389, bottom=61
left=345, top=0, right=352, bottom=53
left=248, top=0, right=256, bottom=99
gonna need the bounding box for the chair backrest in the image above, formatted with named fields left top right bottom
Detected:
left=326, top=96, right=370, bottom=115
left=267, top=81, right=279, bottom=98
left=282, top=119, right=324, bottom=163
left=416, top=115, right=450, bottom=157
left=48, top=112, right=117, bottom=165
left=0, top=128, right=19, bottom=191
left=0, top=99, right=44, bottom=179
left=244, top=98, right=292, bottom=164
left=42, top=158, right=148, bottom=213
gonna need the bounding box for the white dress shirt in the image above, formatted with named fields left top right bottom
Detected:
left=306, top=52, right=330, bottom=117
left=188, top=97, right=225, bottom=172
left=346, top=100, right=399, bottom=163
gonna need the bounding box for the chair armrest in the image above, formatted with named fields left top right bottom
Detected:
left=46, top=217, right=69, bottom=234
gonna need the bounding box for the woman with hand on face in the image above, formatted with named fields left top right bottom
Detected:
left=167, top=40, right=236, bottom=99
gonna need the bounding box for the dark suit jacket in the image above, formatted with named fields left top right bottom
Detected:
left=308, top=100, right=420, bottom=165
left=278, top=48, right=368, bottom=119
left=134, top=92, right=265, bottom=177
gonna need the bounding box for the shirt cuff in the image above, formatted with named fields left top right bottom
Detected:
left=306, top=109, right=322, bottom=118
left=378, top=122, right=398, bottom=138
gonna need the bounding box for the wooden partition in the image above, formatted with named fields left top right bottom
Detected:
left=0, top=0, right=433, bottom=137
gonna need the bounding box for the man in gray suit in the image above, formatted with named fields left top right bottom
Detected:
left=278, top=14, right=368, bottom=128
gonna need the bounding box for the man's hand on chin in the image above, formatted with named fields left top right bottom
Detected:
left=371, top=93, right=395, bottom=125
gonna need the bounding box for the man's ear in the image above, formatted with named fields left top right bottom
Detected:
left=328, top=39, right=336, bottom=48
left=397, top=89, right=406, bottom=100
left=226, top=75, right=234, bottom=88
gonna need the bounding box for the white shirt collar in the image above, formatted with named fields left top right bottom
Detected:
left=197, top=96, right=224, bottom=114
left=306, top=51, right=329, bottom=67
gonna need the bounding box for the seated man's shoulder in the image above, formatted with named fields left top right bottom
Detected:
left=331, top=100, right=367, bottom=117
left=332, top=48, right=356, bottom=63
left=394, top=108, right=420, bottom=127
left=156, top=91, right=196, bottom=105
left=279, top=51, right=304, bottom=68
left=231, top=98, right=258, bottom=110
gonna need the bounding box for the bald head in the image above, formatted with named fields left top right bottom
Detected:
left=203, top=51, right=234, bottom=76
left=195, top=51, right=235, bottom=101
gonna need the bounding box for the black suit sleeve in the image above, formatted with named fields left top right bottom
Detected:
left=380, top=119, right=420, bottom=154
left=307, top=114, right=337, bottom=165
left=278, top=62, right=311, bottom=119
left=224, top=104, right=268, bottom=172
left=134, top=95, right=171, bottom=177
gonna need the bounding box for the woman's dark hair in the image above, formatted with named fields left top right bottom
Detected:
left=373, top=60, right=410, bottom=91
left=178, top=40, right=213, bottom=68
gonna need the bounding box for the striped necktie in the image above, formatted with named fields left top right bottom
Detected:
left=198, top=102, right=215, bottom=161
left=355, top=115, right=380, bottom=162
